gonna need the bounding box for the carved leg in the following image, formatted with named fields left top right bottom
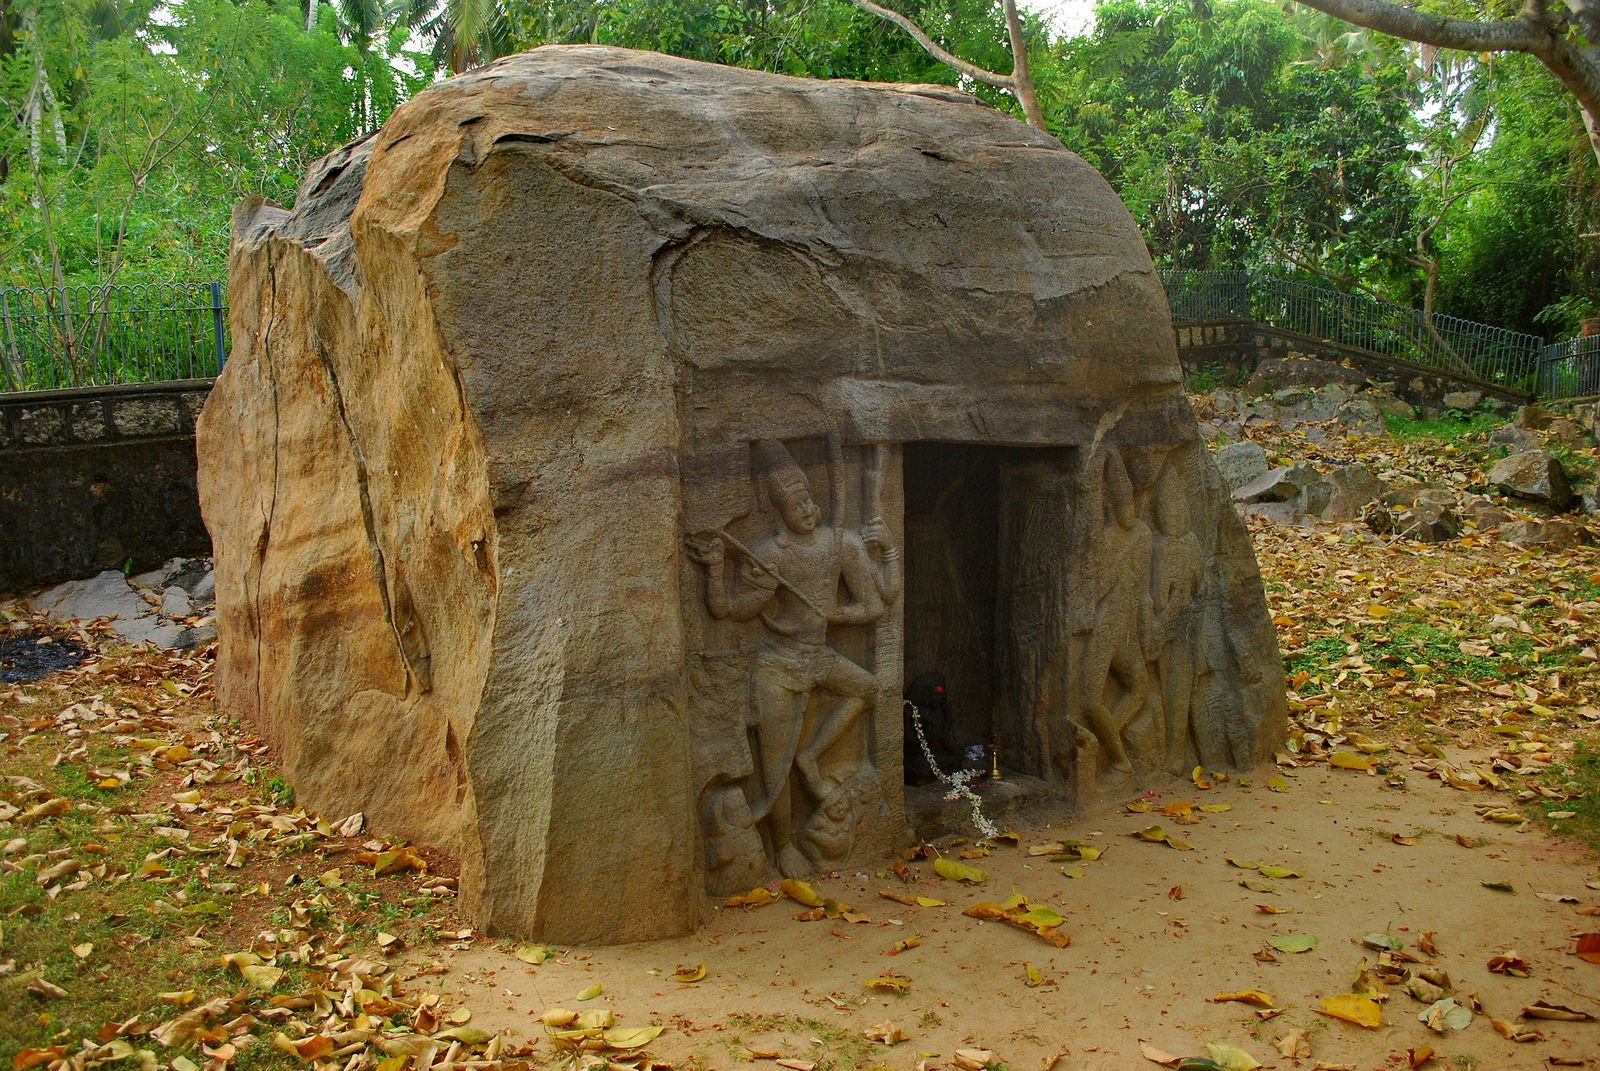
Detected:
left=1080, top=633, right=1134, bottom=778
left=749, top=668, right=809, bottom=875
left=795, top=654, right=875, bottom=798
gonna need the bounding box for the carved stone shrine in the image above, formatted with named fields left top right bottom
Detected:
left=197, top=46, right=1286, bottom=944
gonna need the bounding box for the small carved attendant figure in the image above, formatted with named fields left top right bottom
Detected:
left=686, top=441, right=901, bottom=876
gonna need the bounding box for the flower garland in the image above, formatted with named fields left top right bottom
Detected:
left=905, top=700, right=999, bottom=840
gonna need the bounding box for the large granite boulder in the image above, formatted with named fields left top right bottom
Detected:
left=197, top=47, right=1286, bottom=943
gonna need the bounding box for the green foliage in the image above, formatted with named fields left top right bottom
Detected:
left=0, top=0, right=435, bottom=289
left=1431, top=54, right=1600, bottom=335
left=1051, top=0, right=1419, bottom=287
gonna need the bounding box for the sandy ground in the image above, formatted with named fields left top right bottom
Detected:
left=428, top=757, right=1600, bottom=1071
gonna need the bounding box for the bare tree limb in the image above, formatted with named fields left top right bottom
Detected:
left=846, top=0, right=1046, bottom=130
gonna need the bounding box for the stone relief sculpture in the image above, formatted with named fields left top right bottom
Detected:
left=686, top=440, right=902, bottom=878
left=1073, top=446, right=1155, bottom=786
left=1148, top=451, right=1206, bottom=770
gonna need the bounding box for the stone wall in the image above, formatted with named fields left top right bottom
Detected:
left=0, top=382, right=212, bottom=593
left=1175, top=320, right=1530, bottom=411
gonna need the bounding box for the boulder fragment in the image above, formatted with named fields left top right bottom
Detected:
left=1214, top=441, right=1270, bottom=491
left=1489, top=451, right=1574, bottom=510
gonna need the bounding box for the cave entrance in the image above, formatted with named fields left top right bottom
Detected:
left=900, top=442, right=1078, bottom=831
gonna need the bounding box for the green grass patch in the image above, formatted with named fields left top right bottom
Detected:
left=1383, top=409, right=1500, bottom=444
left=1283, top=617, right=1560, bottom=692
left=1536, top=743, right=1600, bottom=852
left=1, top=703, right=448, bottom=1071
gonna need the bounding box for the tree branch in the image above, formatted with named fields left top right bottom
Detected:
left=845, top=0, right=1047, bottom=130
left=846, top=0, right=1012, bottom=88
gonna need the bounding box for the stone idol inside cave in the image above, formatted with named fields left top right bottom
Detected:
left=197, top=45, right=1286, bottom=943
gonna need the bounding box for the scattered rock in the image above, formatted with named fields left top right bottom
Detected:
left=1322, top=465, right=1383, bottom=522
left=1393, top=503, right=1462, bottom=543
left=1246, top=357, right=1367, bottom=395
left=1214, top=441, right=1270, bottom=491
left=1335, top=396, right=1385, bottom=435
left=29, top=560, right=215, bottom=651
left=161, top=587, right=194, bottom=619
left=1578, top=484, right=1600, bottom=517
left=1489, top=425, right=1542, bottom=454
left=1512, top=405, right=1554, bottom=431
left=1305, top=384, right=1350, bottom=421
left=1384, top=482, right=1456, bottom=511
left=1461, top=497, right=1512, bottom=531
left=1368, top=393, right=1416, bottom=422
left=1234, top=464, right=1329, bottom=522
left=1498, top=519, right=1593, bottom=547
left=1543, top=416, right=1588, bottom=448
left=1488, top=451, right=1574, bottom=510
left=1442, top=390, right=1482, bottom=411
left=1234, top=466, right=1308, bottom=504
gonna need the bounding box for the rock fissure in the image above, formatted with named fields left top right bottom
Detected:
left=307, top=333, right=414, bottom=698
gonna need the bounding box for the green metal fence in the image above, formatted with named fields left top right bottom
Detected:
left=1160, top=269, right=1551, bottom=393
left=0, top=282, right=227, bottom=392
left=0, top=273, right=1592, bottom=401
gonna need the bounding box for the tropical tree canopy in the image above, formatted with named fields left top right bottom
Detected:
left=1, top=0, right=1592, bottom=335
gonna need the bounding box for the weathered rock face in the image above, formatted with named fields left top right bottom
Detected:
left=197, top=46, right=1286, bottom=943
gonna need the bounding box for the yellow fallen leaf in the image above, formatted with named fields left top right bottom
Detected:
left=1329, top=752, right=1374, bottom=771
left=914, top=896, right=946, bottom=907
left=780, top=878, right=824, bottom=907
left=1205, top=1041, right=1262, bottom=1070
left=1317, top=993, right=1383, bottom=1028
left=1209, top=989, right=1275, bottom=1008
left=241, top=964, right=283, bottom=990
left=864, top=974, right=909, bottom=992
left=575, top=983, right=602, bottom=1001
left=933, top=857, right=987, bottom=884
left=514, top=945, right=549, bottom=965
left=862, top=1020, right=906, bottom=1045
left=672, top=963, right=706, bottom=983
left=273, top=1033, right=334, bottom=1062
left=603, top=1026, right=665, bottom=1049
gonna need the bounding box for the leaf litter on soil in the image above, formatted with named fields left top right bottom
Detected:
left=8, top=396, right=1600, bottom=1069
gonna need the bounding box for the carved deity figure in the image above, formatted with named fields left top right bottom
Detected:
left=1075, top=447, right=1154, bottom=785
left=686, top=441, right=901, bottom=877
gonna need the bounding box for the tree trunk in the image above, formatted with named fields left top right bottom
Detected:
left=1001, top=0, right=1045, bottom=131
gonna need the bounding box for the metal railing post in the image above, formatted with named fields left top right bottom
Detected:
left=210, top=281, right=226, bottom=375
